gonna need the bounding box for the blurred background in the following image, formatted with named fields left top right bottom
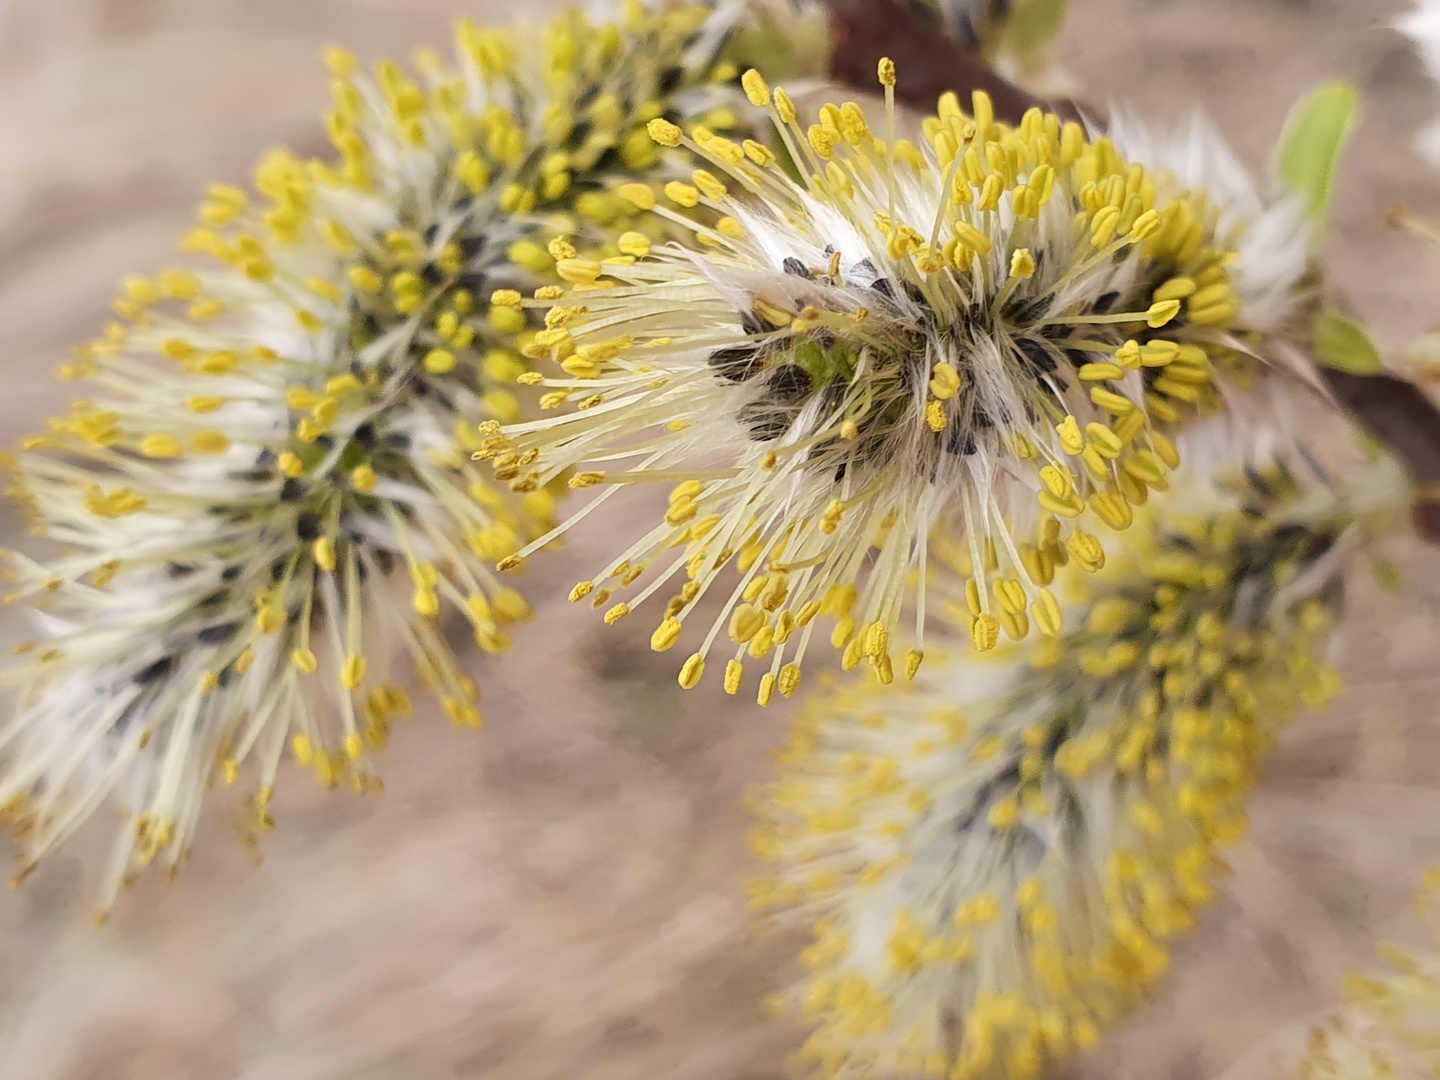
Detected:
left=3, top=1, right=1440, bottom=1077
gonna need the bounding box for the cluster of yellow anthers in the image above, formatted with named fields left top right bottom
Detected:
left=484, top=58, right=1270, bottom=708
left=748, top=464, right=1347, bottom=1080
left=0, top=2, right=756, bottom=910
left=1299, top=869, right=1440, bottom=1080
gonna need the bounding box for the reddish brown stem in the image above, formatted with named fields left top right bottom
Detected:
left=818, top=0, right=1076, bottom=120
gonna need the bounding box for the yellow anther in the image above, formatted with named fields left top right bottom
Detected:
left=603, top=603, right=630, bottom=625
left=1091, top=490, right=1134, bottom=530
left=556, top=258, right=603, bottom=284
left=457, top=149, right=490, bottom=194
left=1091, top=205, right=1122, bottom=247
left=255, top=603, right=285, bottom=634
left=647, top=118, right=683, bottom=147
left=617, top=183, right=656, bottom=211
left=1128, top=209, right=1161, bottom=241
left=348, top=265, right=383, bottom=294
left=1153, top=277, right=1197, bottom=302
left=1031, top=588, right=1064, bottom=637
left=424, top=348, right=457, bottom=375
left=1090, top=387, right=1135, bottom=415
left=341, top=654, right=367, bottom=690
left=139, top=434, right=182, bottom=459
left=877, top=57, right=897, bottom=87
left=738, top=68, right=772, bottom=107
left=1079, top=362, right=1125, bottom=382
left=651, top=617, right=683, bottom=652
left=807, top=125, right=837, bottom=160
left=1009, top=249, right=1036, bottom=279
left=971, top=89, right=994, bottom=135
left=1141, top=340, right=1181, bottom=367
left=1056, top=415, right=1084, bottom=455
left=351, top=464, right=378, bottom=492
left=994, top=579, right=1027, bottom=615
left=310, top=396, right=339, bottom=428
left=1066, top=530, right=1105, bottom=571
left=291, top=648, right=319, bottom=674
left=291, top=734, right=315, bottom=766
left=951, top=221, right=993, bottom=256
left=1038, top=489, right=1084, bottom=519
left=988, top=798, right=1020, bottom=830
left=313, top=536, right=336, bottom=572
left=730, top=604, right=767, bottom=644
left=971, top=614, right=1000, bottom=652
left=1151, top=431, right=1181, bottom=468
left=723, top=659, right=744, bottom=695
left=1039, top=464, right=1074, bottom=500
left=773, top=86, right=797, bottom=125
left=1086, top=422, right=1124, bottom=459
left=862, top=620, right=889, bottom=659
left=190, top=430, right=231, bottom=455
left=1146, top=299, right=1182, bottom=327
left=752, top=297, right=792, bottom=327
left=617, top=232, right=651, bottom=258
left=929, top=362, right=962, bottom=400
left=925, top=399, right=947, bottom=432
left=678, top=653, right=705, bottom=689
left=1114, top=339, right=1142, bottom=369
left=159, top=268, right=202, bottom=299
left=1124, top=449, right=1167, bottom=485
left=662, top=180, right=702, bottom=207
left=742, top=139, right=776, bottom=167
left=692, top=169, right=728, bottom=201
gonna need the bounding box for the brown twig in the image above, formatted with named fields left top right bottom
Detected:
left=816, top=0, right=1440, bottom=541
left=818, top=0, right=1078, bottom=120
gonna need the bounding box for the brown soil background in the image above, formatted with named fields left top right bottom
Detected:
left=3, top=1, right=1440, bottom=1078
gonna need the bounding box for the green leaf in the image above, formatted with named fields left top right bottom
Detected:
left=1004, top=0, right=1070, bottom=62
left=1278, top=82, right=1359, bottom=221
left=1314, top=310, right=1384, bottom=375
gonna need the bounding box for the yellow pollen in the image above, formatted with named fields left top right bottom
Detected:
left=617, top=183, right=656, bottom=210
left=971, top=614, right=1000, bottom=652
left=140, top=434, right=182, bottom=459
left=647, top=118, right=683, bottom=147
left=618, top=232, right=651, bottom=258
left=651, top=617, right=683, bottom=652
left=773, top=86, right=796, bottom=125
left=929, top=362, right=962, bottom=400
left=678, top=653, right=705, bottom=689
left=742, top=69, right=771, bottom=107
left=352, top=464, right=378, bottom=492
left=1147, top=299, right=1182, bottom=327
